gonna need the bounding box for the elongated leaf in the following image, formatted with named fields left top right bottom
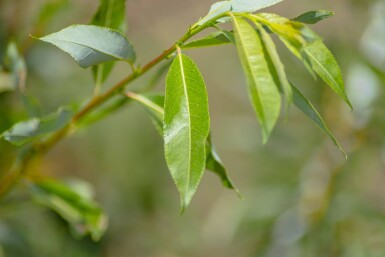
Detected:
left=164, top=53, right=210, bottom=211
left=0, top=108, right=73, bottom=146
left=256, top=22, right=292, bottom=104
left=292, top=10, right=334, bottom=24
left=127, top=92, right=238, bottom=191
left=303, top=40, right=352, bottom=108
left=30, top=179, right=107, bottom=241
left=91, top=0, right=127, bottom=83
left=196, top=1, right=232, bottom=26
left=291, top=84, right=345, bottom=157
left=183, top=31, right=233, bottom=49
left=37, top=25, right=135, bottom=68
left=3, top=41, right=27, bottom=91
left=231, top=0, right=284, bottom=13
left=232, top=16, right=281, bottom=143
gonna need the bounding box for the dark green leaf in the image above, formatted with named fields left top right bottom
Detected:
left=292, top=10, right=334, bottom=24
left=231, top=0, right=284, bottom=13
left=196, top=1, right=232, bottom=26
left=232, top=16, right=281, bottom=143
left=164, top=53, right=210, bottom=211
left=127, top=92, right=238, bottom=192
left=303, top=40, right=352, bottom=108
left=0, top=108, right=73, bottom=146
left=182, top=31, right=234, bottom=49
left=91, top=0, right=127, bottom=84
left=291, top=84, right=346, bottom=157
left=37, top=25, right=135, bottom=68
left=30, top=179, right=107, bottom=241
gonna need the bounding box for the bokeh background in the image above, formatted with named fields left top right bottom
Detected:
left=1, top=0, right=385, bottom=256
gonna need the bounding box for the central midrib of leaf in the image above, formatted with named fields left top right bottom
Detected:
left=178, top=52, right=193, bottom=198
left=233, top=17, right=265, bottom=121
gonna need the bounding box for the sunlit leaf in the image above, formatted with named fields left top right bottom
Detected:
left=292, top=10, right=334, bottom=24
left=91, top=0, right=127, bottom=84
left=256, top=22, right=292, bottom=105
left=231, top=0, right=284, bottom=13
left=291, top=83, right=346, bottom=157
left=127, top=92, right=238, bottom=191
left=0, top=108, right=73, bottom=146
left=196, top=1, right=232, bottom=26
left=163, top=52, right=210, bottom=211
left=37, top=25, right=135, bottom=68
left=30, top=179, right=107, bottom=241
left=232, top=16, right=281, bottom=143
left=303, top=40, right=352, bottom=108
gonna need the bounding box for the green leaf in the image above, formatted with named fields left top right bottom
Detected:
left=91, top=0, right=127, bottom=84
left=231, top=0, right=284, bottom=13
left=232, top=16, right=281, bottom=143
left=256, top=22, right=292, bottom=105
left=291, top=84, right=346, bottom=157
left=292, top=10, right=334, bottom=24
left=163, top=52, right=210, bottom=211
left=0, top=70, right=13, bottom=93
left=126, top=92, right=238, bottom=192
left=0, top=108, right=73, bottom=146
left=303, top=40, right=352, bottom=108
left=182, top=31, right=234, bottom=49
left=3, top=41, right=27, bottom=91
left=37, top=25, right=135, bottom=68
left=30, top=179, right=107, bottom=241
left=196, top=1, right=232, bottom=26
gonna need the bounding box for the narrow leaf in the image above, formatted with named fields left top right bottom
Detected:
left=303, top=40, right=352, bottom=108
left=231, top=0, right=284, bottom=13
left=292, top=10, right=334, bottom=24
left=91, top=0, right=127, bottom=83
left=291, top=84, right=346, bottom=157
left=164, top=52, right=210, bottom=211
left=0, top=108, right=73, bottom=146
left=232, top=16, right=281, bottom=143
left=127, top=92, right=238, bottom=191
left=4, top=41, right=27, bottom=91
left=196, top=1, right=232, bottom=26
left=30, top=179, right=107, bottom=241
left=256, top=22, right=292, bottom=105
left=37, top=25, right=135, bottom=68
left=182, top=31, right=233, bottom=49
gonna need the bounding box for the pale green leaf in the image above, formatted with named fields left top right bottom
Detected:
left=127, top=92, right=238, bottom=191
left=37, top=25, right=135, bottom=68
left=231, top=0, right=284, bottom=13
left=292, top=10, right=334, bottom=24
left=164, top=53, right=210, bottom=211
left=256, top=22, right=292, bottom=105
left=303, top=40, right=352, bottom=108
left=291, top=83, right=346, bottom=157
left=3, top=41, right=27, bottom=91
left=0, top=108, right=73, bottom=146
left=232, top=16, right=281, bottom=143
left=196, top=1, right=232, bottom=26
left=91, top=0, right=127, bottom=83
left=30, top=179, right=107, bottom=241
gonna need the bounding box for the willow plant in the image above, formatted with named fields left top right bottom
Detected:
left=0, top=0, right=350, bottom=240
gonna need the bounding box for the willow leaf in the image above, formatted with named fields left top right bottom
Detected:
left=182, top=31, right=233, bottom=49
left=91, top=0, right=127, bottom=83
left=163, top=52, right=211, bottom=211
left=37, top=25, right=135, bottom=68
left=256, top=22, right=292, bottom=105
left=291, top=84, right=346, bottom=157
left=232, top=16, right=281, bottom=143
left=127, top=92, right=238, bottom=191
left=231, top=0, right=284, bottom=13
left=196, top=1, right=232, bottom=26
left=293, top=10, right=334, bottom=24
left=304, top=40, right=352, bottom=108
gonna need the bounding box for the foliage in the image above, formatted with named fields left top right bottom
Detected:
left=0, top=0, right=351, bottom=245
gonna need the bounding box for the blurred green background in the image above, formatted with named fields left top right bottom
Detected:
left=1, top=0, right=385, bottom=256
